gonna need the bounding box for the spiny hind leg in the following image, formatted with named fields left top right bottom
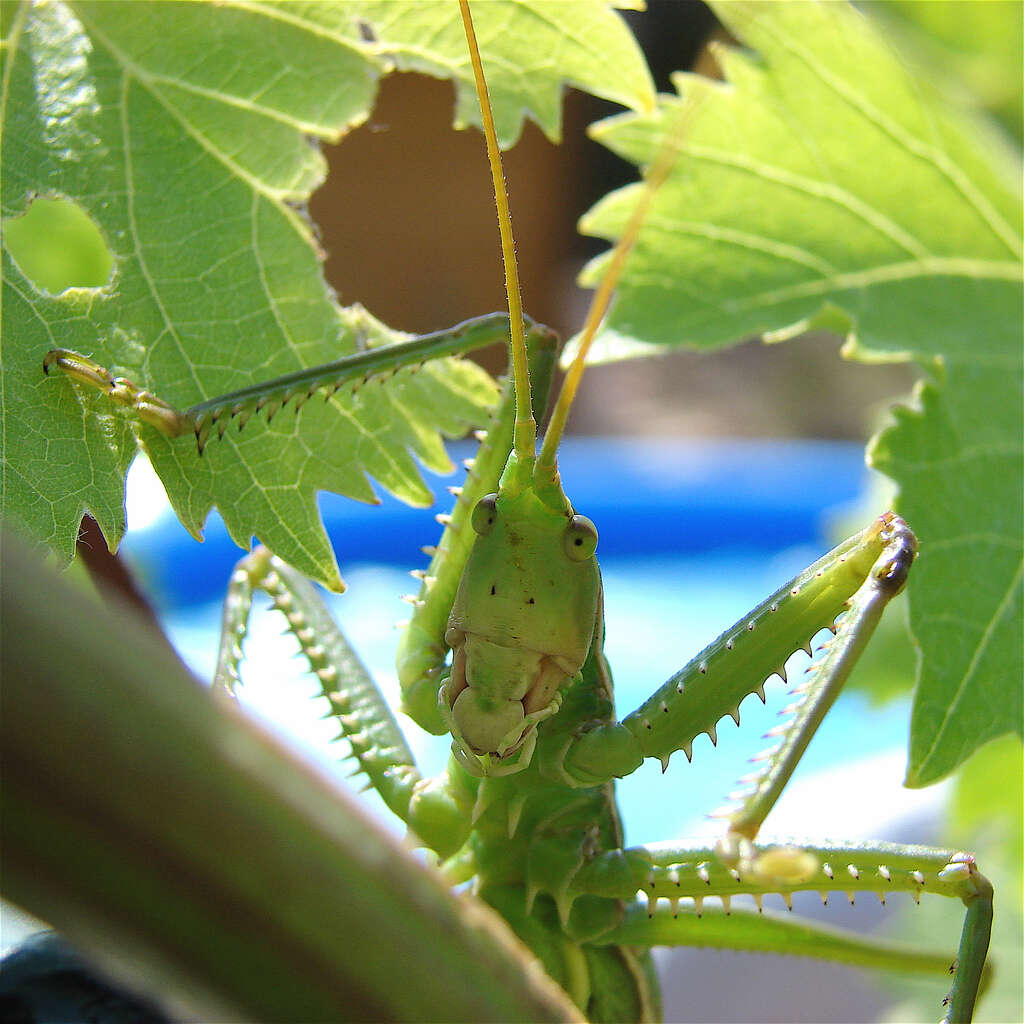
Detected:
left=215, top=548, right=473, bottom=857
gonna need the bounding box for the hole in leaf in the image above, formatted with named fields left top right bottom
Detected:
left=3, top=196, right=113, bottom=292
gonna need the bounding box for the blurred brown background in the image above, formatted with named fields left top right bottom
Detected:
left=309, top=1, right=919, bottom=444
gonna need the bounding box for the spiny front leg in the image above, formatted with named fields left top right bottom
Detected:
left=553, top=511, right=992, bottom=1020
left=561, top=513, right=913, bottom=785
left=715, top=512, right=917, bottom=862
left=43, top=311, right=538, bottom=451
left=215, top=548, right=472, bottom=858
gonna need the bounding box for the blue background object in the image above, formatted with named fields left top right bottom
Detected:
left=121, top=438, right=870, bottom=607
left=3, top=439, right=937, bottom=1024
left=116, top=438, right=921, bottom=852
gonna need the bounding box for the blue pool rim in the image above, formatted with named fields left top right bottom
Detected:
left=121, top=438, right=874, bottom=608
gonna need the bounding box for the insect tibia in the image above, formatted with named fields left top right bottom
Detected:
left=215, top=548, right=426, bottom=827
left=296, top=318, right=554, bottom=461
left=52, top=312, right=529, bottom=454
left=43, top=349, right=191, bottom=437
left=722, top=514, right=917, bottom=845
left=599, top=899, right=963, bottom=990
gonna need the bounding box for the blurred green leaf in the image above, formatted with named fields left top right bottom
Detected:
left=876, top=0, right=1023, bottom=142
left=1, top=531, right=581, bottom=1023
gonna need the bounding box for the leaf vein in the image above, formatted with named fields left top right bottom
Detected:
left=684, top=143, right=933, bottom=261
left=116, top=72, right=205, bottom=399
left=748, top=11, right=1022, bottom=259
left=79, top=12, right=317, bottom=207
left=646, top=215, right=838, bottom=277
left=731, top=257, right=1021, bottom=313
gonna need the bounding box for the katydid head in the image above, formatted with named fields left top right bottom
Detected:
left=441, top=481, right=601, bottom=776
left=447, top=0, right=672, bottom=777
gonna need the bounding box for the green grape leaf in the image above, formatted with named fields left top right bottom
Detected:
left=339, top=0, right=655, bottom=146
left=579, top=0, right=1023, bottom=784
left=1, top=0, right=650, bottom=589
left=871, top=361, right=1022, bottom=786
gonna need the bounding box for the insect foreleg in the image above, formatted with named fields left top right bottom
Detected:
left=717, top=512, right=917, bottom=855
left=557, top=514, right=913, bottom=787
left=43, top=311, right=545, bottom=451
left=215, top=548, right=472, bottom=857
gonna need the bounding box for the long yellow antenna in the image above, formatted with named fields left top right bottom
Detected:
left=459, top=0, right=536, bottom=468
left=535, top=109, right=688, bottom=482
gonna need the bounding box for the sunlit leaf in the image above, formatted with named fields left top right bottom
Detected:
left=1, top=0, right=650, bottom=587
left=581, top=0, right=1023, bottom=784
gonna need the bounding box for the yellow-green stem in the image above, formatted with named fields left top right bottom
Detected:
left=458, top=0, right=535, bottom=478
left=536, top=101, right=697, bottom=487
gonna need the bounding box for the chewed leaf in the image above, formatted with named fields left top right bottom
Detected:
left=145, top=307, right=500, bottom=591
left=342, top=0, right=655, bottom=146
left=580, top=0, right=1022, bottom=781
left=2, top=1, right=648, bottom=587
left=582, top=5, right=1019, bottom=353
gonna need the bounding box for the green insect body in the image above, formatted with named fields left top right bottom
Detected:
left=38, top=2, right=997, bottom=1020
left=464, top=652, right=661, bottom=1023
left=40, top=169, right=995, bottom=1024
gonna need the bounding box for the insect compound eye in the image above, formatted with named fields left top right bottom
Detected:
left=471, top=493, right=499, bottom=536
left=563, top=514, right=598, bottom=561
